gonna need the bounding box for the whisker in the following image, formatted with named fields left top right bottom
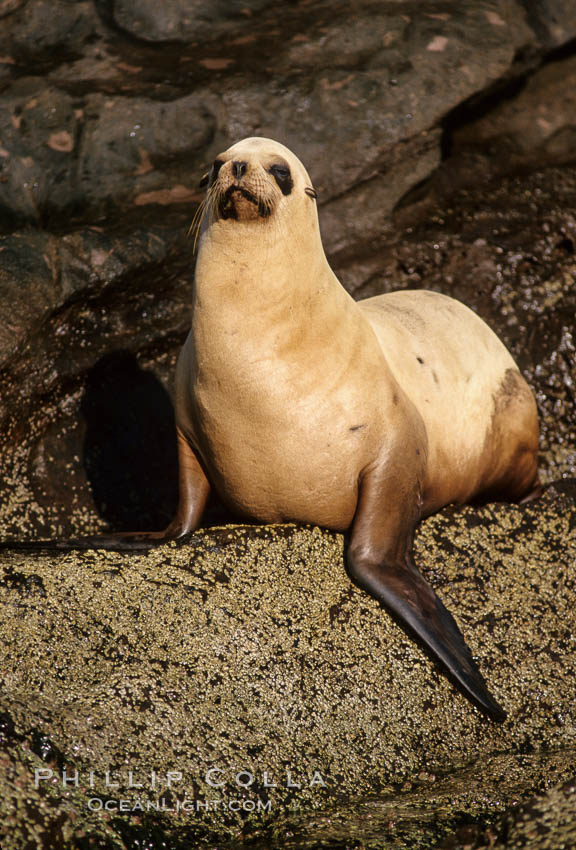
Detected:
left=188, top=183, right=217, bottom=238
left=193, top=184, right=219, bottom=253
left=188, top=184, right=219, bottom=251
left=188, top=198, right=206, bottom=237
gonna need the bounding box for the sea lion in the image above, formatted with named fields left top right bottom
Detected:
left=160, top=136, right=539, bottom=720
left=54, top=137, right=541, bottom=719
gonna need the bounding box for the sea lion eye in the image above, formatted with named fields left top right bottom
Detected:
left=269, top=163, right=293, bottom=196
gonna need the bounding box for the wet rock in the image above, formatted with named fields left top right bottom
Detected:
left=521, top=0, right=576, bottom=47
left=0, top=221, right=194, bottom=538
left=0, top=486, right=575, bottom=846
left=0, top=231, right=56, bottom=358
left=491, top=779, right=576, bottom=849
left=213, top=1, right=538, bottom=212
left=452, top=54, right=576, bottom=174
left=0, top=0, right=99, bottom=69
left=0, top=80, right=215, bottom=226
left=0, top=81, right=80, bottom=226
left=319, top=131, right=442, bottom=257
left=260, top=751, right=576, bottom=849
left=439, top=775, right=576, bottom=849
left=78, top=91, right=216, bottom=216
left=109, top=0, right=275, bottom=43
left=0, top=0, right=27, bottom=18
left=0, top=224, right=186, bottom=370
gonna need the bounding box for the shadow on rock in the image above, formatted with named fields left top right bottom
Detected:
left=81, top=350, right=179, bottom=532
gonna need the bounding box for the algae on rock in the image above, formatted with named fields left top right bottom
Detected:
left=1, top=485, right=575, bottom=847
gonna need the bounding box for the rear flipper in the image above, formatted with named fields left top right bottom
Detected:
left=346, top=551, right=506, bottom=720
left=347, top=464, right=506, bottom=722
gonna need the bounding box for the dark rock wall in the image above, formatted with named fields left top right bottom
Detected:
left=0, top=0, right=575, bottom=537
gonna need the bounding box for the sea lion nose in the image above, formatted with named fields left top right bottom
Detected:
left=232, top=160, right=247, bottom=180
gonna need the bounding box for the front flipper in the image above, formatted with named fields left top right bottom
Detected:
left=346, top=464, right=506, bottom=722
left=0, top=531, right=169, bottom=552
left=0, top=428, right=210, bottom=554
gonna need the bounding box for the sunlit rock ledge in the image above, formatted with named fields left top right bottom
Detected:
left=0, top=481, right=575, bottom=847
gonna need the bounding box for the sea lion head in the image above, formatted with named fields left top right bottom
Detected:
left=200, top=137, right=318, bottom=225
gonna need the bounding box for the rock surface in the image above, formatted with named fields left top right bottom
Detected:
left=1, top=484, right=576, bottom=847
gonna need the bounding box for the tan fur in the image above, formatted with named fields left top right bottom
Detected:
left=175, top=137, right=539, bottom=530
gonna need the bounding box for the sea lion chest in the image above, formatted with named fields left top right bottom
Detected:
left=175, top=309, right=394, bottom=530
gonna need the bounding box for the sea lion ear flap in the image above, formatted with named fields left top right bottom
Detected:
left=199, top=171, right=210, bottom=188
left=305, top=187, right=318, bottom=200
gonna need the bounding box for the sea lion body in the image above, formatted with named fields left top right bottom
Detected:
left=360, top=291, right=538, bottom=512
left=175, top=138, right=537, bottom=536
left=86, top=136, right=538, bottom=720
left=177, top=288, right=537, bottom=530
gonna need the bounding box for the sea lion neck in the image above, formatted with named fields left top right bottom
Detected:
left=190, top=211, right=364, bottom=376
left=193, top=213, right=336, bottom=315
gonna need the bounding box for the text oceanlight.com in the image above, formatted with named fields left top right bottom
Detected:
left=86, top=797, right=274, bottom=813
